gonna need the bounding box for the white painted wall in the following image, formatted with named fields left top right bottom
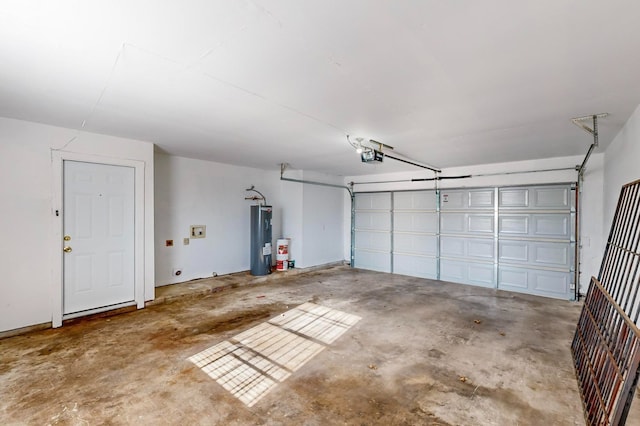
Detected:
left=0, top=117, right=155, bottom=333
left=155, top=154, right=282, bottom=284
left=344, top=154, right=605, bottom=294
left=300, top=171, right=345, bottom=268
left=7, top=102, right=634, bottom=331
left=280, top=169, right=304, bottom=267
left=604, top=103, right=640, bottom=228
left=578, top=153, right=605, bottom=286
left=154, top=156, right=345, bottom=285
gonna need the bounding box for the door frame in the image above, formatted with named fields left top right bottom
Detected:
left=51, top=151, right=145, bottom=327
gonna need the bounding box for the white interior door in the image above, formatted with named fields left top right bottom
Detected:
left=63, top=160, right=135, bottom=315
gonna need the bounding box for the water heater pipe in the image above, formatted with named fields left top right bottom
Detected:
left=245, top=185, right=267, bottom=205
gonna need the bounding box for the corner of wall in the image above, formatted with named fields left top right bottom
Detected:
left=579, top=152, right=605, bottom=293
left=604, top=103, right=640, bottom=228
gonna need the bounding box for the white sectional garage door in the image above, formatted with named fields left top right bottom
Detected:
left=497, top=186, right=575, bottom=298
left=353, top=192, right=391, bottom=272
left=440, top=188, right=497, bottom=288
left=392, top=191, right=438, bottom=279
left=353, top=184, right=576, bottom=300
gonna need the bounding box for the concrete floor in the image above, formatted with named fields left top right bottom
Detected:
left=2, top=265, right=640, bottom=425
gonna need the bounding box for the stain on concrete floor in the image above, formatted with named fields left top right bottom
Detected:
left=2, top=265, right=640, bottom=425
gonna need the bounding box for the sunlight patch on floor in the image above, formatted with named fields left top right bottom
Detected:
left=188, top=303, right=361, bottom=407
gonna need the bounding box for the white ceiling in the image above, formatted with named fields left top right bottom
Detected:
left=1, top=1, right=639, bottom=175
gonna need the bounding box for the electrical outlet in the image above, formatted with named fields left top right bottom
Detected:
left=165, top=240, right=173, bottom=247
left=183, top=238, right=190, bottom=245
left=190, top=225, right=206, bottom=238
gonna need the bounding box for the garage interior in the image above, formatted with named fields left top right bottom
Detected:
left=2, top=1, right=640, bottom=425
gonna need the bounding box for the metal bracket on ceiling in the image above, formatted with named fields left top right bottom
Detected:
left=280, top=162, right=289, bottom=177
left=368, top=139, right=395, bottom=151
left=346, top=135, right=395, bottom=153
left=573, top=113, right=609, bottom=178
left=571, top=113, right=608, bottom=136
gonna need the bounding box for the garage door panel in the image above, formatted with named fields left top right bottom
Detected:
left=394, top=234, right=437, bottom=256
left=441, top=237, right=465, bottom=257
left=499, top=216, right=529, bottom=235
left=394, top=191, right=436, bottom=210
left=533, top=271, right=570, bottom=294
left=355, top=193, right=391, bottom=210
left=468, top=215, right=494, bottom=234
left=532, top=215, right=570, bottom=238
left=532, top=187, right=569, bottom=209
left=354, top=193, right=392, bottom=274
left=441, top=191, right=466, bottom=209
left=469, top=190, right=495, bottom=208
left=441, top=213, right=465, bottom=233
left=439, top=188, right=496, bottom=289
left=499, top=241, right=529, bottom=263
left=355, top=231, right=390, bottom=251
left=499, top=186, right=571, bottom=210
left=500, top=189, right=529, bottom=208
left=440, top=259, right=465, bottom=281
left=499, top=214, right=570, bottom=239
left=468, top=239, right=495, bottom=259
left=441, top=237, right=494, bottom=260
left=468, top=264, right=495, bottom=287
left=499, top=241, right=572, bottom=269
left=393, top=254, right=437, bottom=279
left=355, top=212, right=391, bottom=231
left=442, top=213, right=494, bottom=234
left=496, top=184, right=574, bottom=299
left=533, top=243, right=569, bottom=267
left=354, top=250, right=391, bottom=273
left=499, top=269, right=528, bottom=289
left=441, top=189, right=495, bottom=210
left=441, top=259, right=494, bottom=288
left=394, top=212, right=437, bottom=233
left=498, top=267, right=571, bottom=298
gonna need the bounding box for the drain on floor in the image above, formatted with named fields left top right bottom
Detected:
left=188, top=302, right=361, bottom=407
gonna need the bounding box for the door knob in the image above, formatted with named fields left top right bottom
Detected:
left=63, top=246, right=72, bottom=253
left=63, top=235, right=71, bottom=241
